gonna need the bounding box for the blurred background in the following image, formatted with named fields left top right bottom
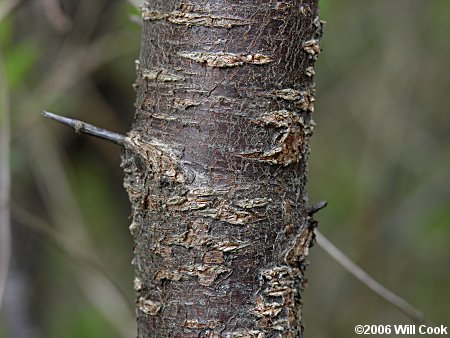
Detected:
left=0, top=0, right=448, bottom=337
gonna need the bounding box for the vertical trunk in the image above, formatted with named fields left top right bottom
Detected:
left=122, top=1, right=322, bottom=336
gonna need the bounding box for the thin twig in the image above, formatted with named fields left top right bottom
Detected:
left=0, top=48, right=11, bottom=310
left=39, top=0, right=72, bottom=34
left=315, top=230, right=425, bottom=324
left=10, top=205, right=125, bottom=298
left=43, top=111, right=126, bottom=145
left=6, top=10, right=135, bottom=337
left=24, top=127, right=134, bottom=337
left=11, top=205, right=135, bottom=337
left=0, top=0, right=23, bottom=23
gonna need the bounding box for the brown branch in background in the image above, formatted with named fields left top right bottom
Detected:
left=12, top=26, right=136, bottom=336
left=10, top=205, right=126, bottom=300
left=0, top=48, right=11, bottom=310
left=43, top=111, right=126, bottom=145
left=3, top=3, right=137, bottom=335
left=315, top=230, right=426, bottom=324
left=24, top=124, right=135, bottom=337
left=11, top=205, right=135, bottom=338
left=0, top=0, right=23, bottom=23
left=129, top=14, right=143, bottom=26
left=39, top=0, right=72, bottom=34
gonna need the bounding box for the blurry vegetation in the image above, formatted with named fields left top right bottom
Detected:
left=1, top=1, right=138, bottom=337
left=305, top=0, right=450, bottom=336
left=0, top=0, right=448, bottom=337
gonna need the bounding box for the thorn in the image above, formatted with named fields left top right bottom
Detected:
left=42, top=111, right=126, bottom=146
left=307, top=200, right=328, bottom=216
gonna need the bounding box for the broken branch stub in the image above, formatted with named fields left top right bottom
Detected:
left=42, top=111, right=126, bottom=145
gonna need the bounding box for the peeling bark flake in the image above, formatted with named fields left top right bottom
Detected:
left=268, top=88, right=316, bottom=112
left=164, top=187, right=266, bottom=225
left=285, top=227, right=314, bottom=265
left=154, top=264, right=230, bottom=286
left=254, top=266, right=302, bottom=332
left=203, top=250, right=224, bottom=264
left=224, top=330, right=265, bottom=338
left=149, top=241, right=172, bottom=259
left=138, top=297, right=162, bottom=316
left=180, top=219, right=210, bottom=247
left=213, top=241, right=250, bottom=252
left=238, top=110, right=306, bottom=166
left=133, top=277, right=143, bottom=291
left=150, top=113, right=179, bottom=121
left=305, top=66, right=315, bottom=77
left=183, top=319, right=220, bottom=329
left=125, top=132, right=185, bottom=183
left=141, top=67, right=185, bottom=82
left=129, top=221, right=138, bottom=235
left=173, top=97, right=201, bottom=109
left=178, top=51, right=274, bottom=68
left=302, top=39, right=321, bottom=59
left=234, top=197, right=272, bottom=209
left=141, top=3, right=251, bottom=28
left=270, top=89, right=315, bottom=111
left=253, top=295, right=283, bottom=318
left=272, top=89, right=304, bottom=101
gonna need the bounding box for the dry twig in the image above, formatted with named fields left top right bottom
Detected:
left=0, top=48, right=11, bottom=310
left=315, top=230, right=425, bottom=324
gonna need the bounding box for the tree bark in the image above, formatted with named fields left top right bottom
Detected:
left=122, top=1, right=322, bottom=336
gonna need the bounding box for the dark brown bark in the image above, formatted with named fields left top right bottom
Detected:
left=122, top=1, right=322, bottom=336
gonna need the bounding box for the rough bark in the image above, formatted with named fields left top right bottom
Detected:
left=121, top=1, right=322, bottom=337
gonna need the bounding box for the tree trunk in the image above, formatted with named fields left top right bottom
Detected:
left=122, top=1, right=322, bottom=336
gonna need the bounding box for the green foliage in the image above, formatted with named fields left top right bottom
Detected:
left=304, top=0, right=450, bottom=335
left=318, top=0, right=329, bottom=19
left=0, top=18, right=38, bottom=90
left=52, top=307, right=117, bottom=338
left=4, top=39, right=38, bottom=89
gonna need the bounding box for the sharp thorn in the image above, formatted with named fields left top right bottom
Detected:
left=42, top=111, right=126, bottom=146
left=307, top=200, right=328, bottom=216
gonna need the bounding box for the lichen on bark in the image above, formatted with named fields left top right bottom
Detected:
left=122, top=0, right=322, bottom=337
